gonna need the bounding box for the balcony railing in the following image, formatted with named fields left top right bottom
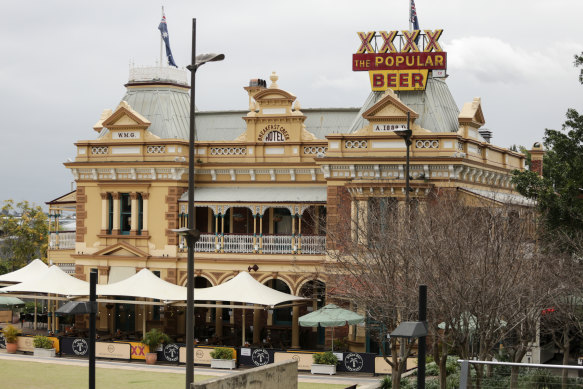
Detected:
left=300, top=235, right=327, bottom=254
left=262, top=235, right=293, bottom=254
left=224, top=234, right=254, bottom=253
left=190, top=234, right=326, bottom=254
left=194, top=234, right=216, bottom=252
left=48, top=232, right=76, bottom=250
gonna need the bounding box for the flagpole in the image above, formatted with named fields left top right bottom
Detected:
left=409, top=0, right=412, bottom=32
left=160, top=6, right=164, bottom=67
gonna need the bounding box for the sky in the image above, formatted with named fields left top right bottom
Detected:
left=1, top=0, right=582, bottom=208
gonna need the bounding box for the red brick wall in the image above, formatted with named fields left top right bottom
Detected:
left=326, top=185, right=351, bottom=250
left=531, top=159, right=543, bottom=176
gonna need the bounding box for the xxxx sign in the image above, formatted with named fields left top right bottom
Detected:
left=352, top=29, right=447, bottom=91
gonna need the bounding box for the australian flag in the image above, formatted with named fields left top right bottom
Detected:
left=410, top=0, right=420, bottom=30
left=158, top=14, right=177, bottom=67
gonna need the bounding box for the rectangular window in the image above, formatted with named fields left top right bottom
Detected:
left=138, top=194, right=143, bottom=235
left=120, top=193, right=131, bottom=235
left=367, top=197, right=397, bottom=245
left=108, top=194, right=113, bottom=234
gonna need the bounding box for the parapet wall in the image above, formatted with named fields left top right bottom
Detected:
left=192, top=360, right=298, bottom=389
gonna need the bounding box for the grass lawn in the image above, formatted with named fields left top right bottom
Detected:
left=0, top=360, right=347, bottom=389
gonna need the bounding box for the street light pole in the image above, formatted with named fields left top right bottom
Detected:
left=185, top=17, right=197, bottom=389
left=395, top=112, right=412, bottom=205
left=418, top=285, right=427, bottom=389
left=184, top=18, right=224, bottom=389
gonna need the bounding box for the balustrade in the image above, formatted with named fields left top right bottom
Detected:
left=194, top=234, right=216, bottom=252
left=192, top=234, right=326, bottom=254
left=262, top=235, right=294, bottom=254
left=300, top=235, right=327, bottom=254
left=48, top=232, right=76, bottom=250
left=223, top=234, right=254, bottom=253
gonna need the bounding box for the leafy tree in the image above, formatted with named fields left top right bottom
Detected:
left=0, top=200, right=48, bottom=273
left=512, top=53, right=583, bottom=235
left=575, top=52, right=583, bottom=85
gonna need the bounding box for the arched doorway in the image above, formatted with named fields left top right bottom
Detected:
left=194, top=276, right=212, bottom=340
left=299, top=280, right=326, bottom=349
left=264, top=278, right=293, bottom=348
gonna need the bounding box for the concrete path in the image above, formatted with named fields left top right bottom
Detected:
left=0, top=351, right=381, bottom=387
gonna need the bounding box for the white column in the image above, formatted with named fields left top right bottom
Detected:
left=142, top=193, right=149, bottom=233
left=100, top=193, right=108, bottom=233
left=130, top=193, right=139, bottom=234
left=112, top=193, right=120, bottom=234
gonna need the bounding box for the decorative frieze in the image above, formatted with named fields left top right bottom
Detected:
left=415, top=140, right=439, bottom=149
left=303, top=146, right=327, bottom=156
left=91, top=146, right=109, bottom=155
left=210, top=147, right=247, bottom=156
left=146, top=145, right=166, bottom=154
left=345, top=140, right=368, bottom=149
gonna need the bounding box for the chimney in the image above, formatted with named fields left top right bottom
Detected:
left=529, top=142, right=544, bottom=176
left=244, top=78, right=267, bottom=108
left=478, top=129, right=492, bottom=143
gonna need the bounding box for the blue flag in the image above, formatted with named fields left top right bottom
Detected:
left=410, top=0, right=420, bottom=30
left=410, top=0, right=420, bottom=45
left=158, top=14, right=177, bottom=67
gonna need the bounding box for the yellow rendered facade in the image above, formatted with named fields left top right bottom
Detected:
left=46, top=72, right=526, bottom=350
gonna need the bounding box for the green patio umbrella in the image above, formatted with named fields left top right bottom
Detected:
left=298, top=304, right=364, bottom=351
left=0, top=296, right=25, bottom=309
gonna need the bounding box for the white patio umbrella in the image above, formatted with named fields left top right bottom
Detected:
left=0, top=259, right=48, bottom=284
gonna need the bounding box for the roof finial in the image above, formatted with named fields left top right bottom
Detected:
left=269, top=71, right=279, bottom=89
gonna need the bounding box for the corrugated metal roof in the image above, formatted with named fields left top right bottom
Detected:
left=349, top=78, right=460, bottom=133
left=460, top=187, right=535, bottom=207
left=122, top=86, right=190, bottom=139
left=195, top=108, right=360, bottom=141
left=180, top=186, right=327, bottom=203
left=107, top=78, right=459, bottom=141
left=114, top=84, right=359, bottom=141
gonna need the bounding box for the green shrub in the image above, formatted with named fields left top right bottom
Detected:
left=332, top=337, right=348, bottom=351
left=312, top=351, right=338, bottom=365
left=520, top=368, right=560, bottom=388
left=425, top=361, right=440, bottom=376
left=33, top=336, right=54, bottom=349
left=445, top=373, right=460, bottom=389
left=424, top=378, right=440, bottom=389
left=141, top=328, right=171, bottom=352
left=210, top=347, right=234, bottom=360
left=2, top=325, right=20, bottom=343
left=379, top=375, right=391, bottom=389
left=446, top=356, right=459, bottom=375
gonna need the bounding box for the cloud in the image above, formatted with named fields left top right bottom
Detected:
left=445, top=36, right=580, bottom=84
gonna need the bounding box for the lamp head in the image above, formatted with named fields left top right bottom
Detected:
left=187, top=53, right=225, bottom=72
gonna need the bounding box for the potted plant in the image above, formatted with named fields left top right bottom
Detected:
left=311, top=351, right=338, bottom=375
left=141, top=328, right=171, bottom=365
left=33, top=335, right=56, bottom=357
left=3, top=325, right=20, bottom=354
left=210, top=347, right=236, bottom=370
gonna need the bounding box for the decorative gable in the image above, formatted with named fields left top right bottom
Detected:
left=458, top=97, right=485, bottom=128
left=362, top=89, right=419, bottom=122
left=93, top=242, right=150, bottom=259
left=101, top=101, right=151, bottom=131
left=239, top=72, right=309, bottom=143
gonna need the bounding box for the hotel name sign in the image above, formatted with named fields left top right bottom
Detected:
left=352, top=29, right=446, bottom=91
left=258, top=124, right=290, bottom=142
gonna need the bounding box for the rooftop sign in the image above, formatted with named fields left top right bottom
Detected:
left=352, top=30, right=446, bottom=91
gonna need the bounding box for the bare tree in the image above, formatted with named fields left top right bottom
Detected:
left=539, top=230, right=583, bottom=389
left=326, top=190, right=555, bottom=389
